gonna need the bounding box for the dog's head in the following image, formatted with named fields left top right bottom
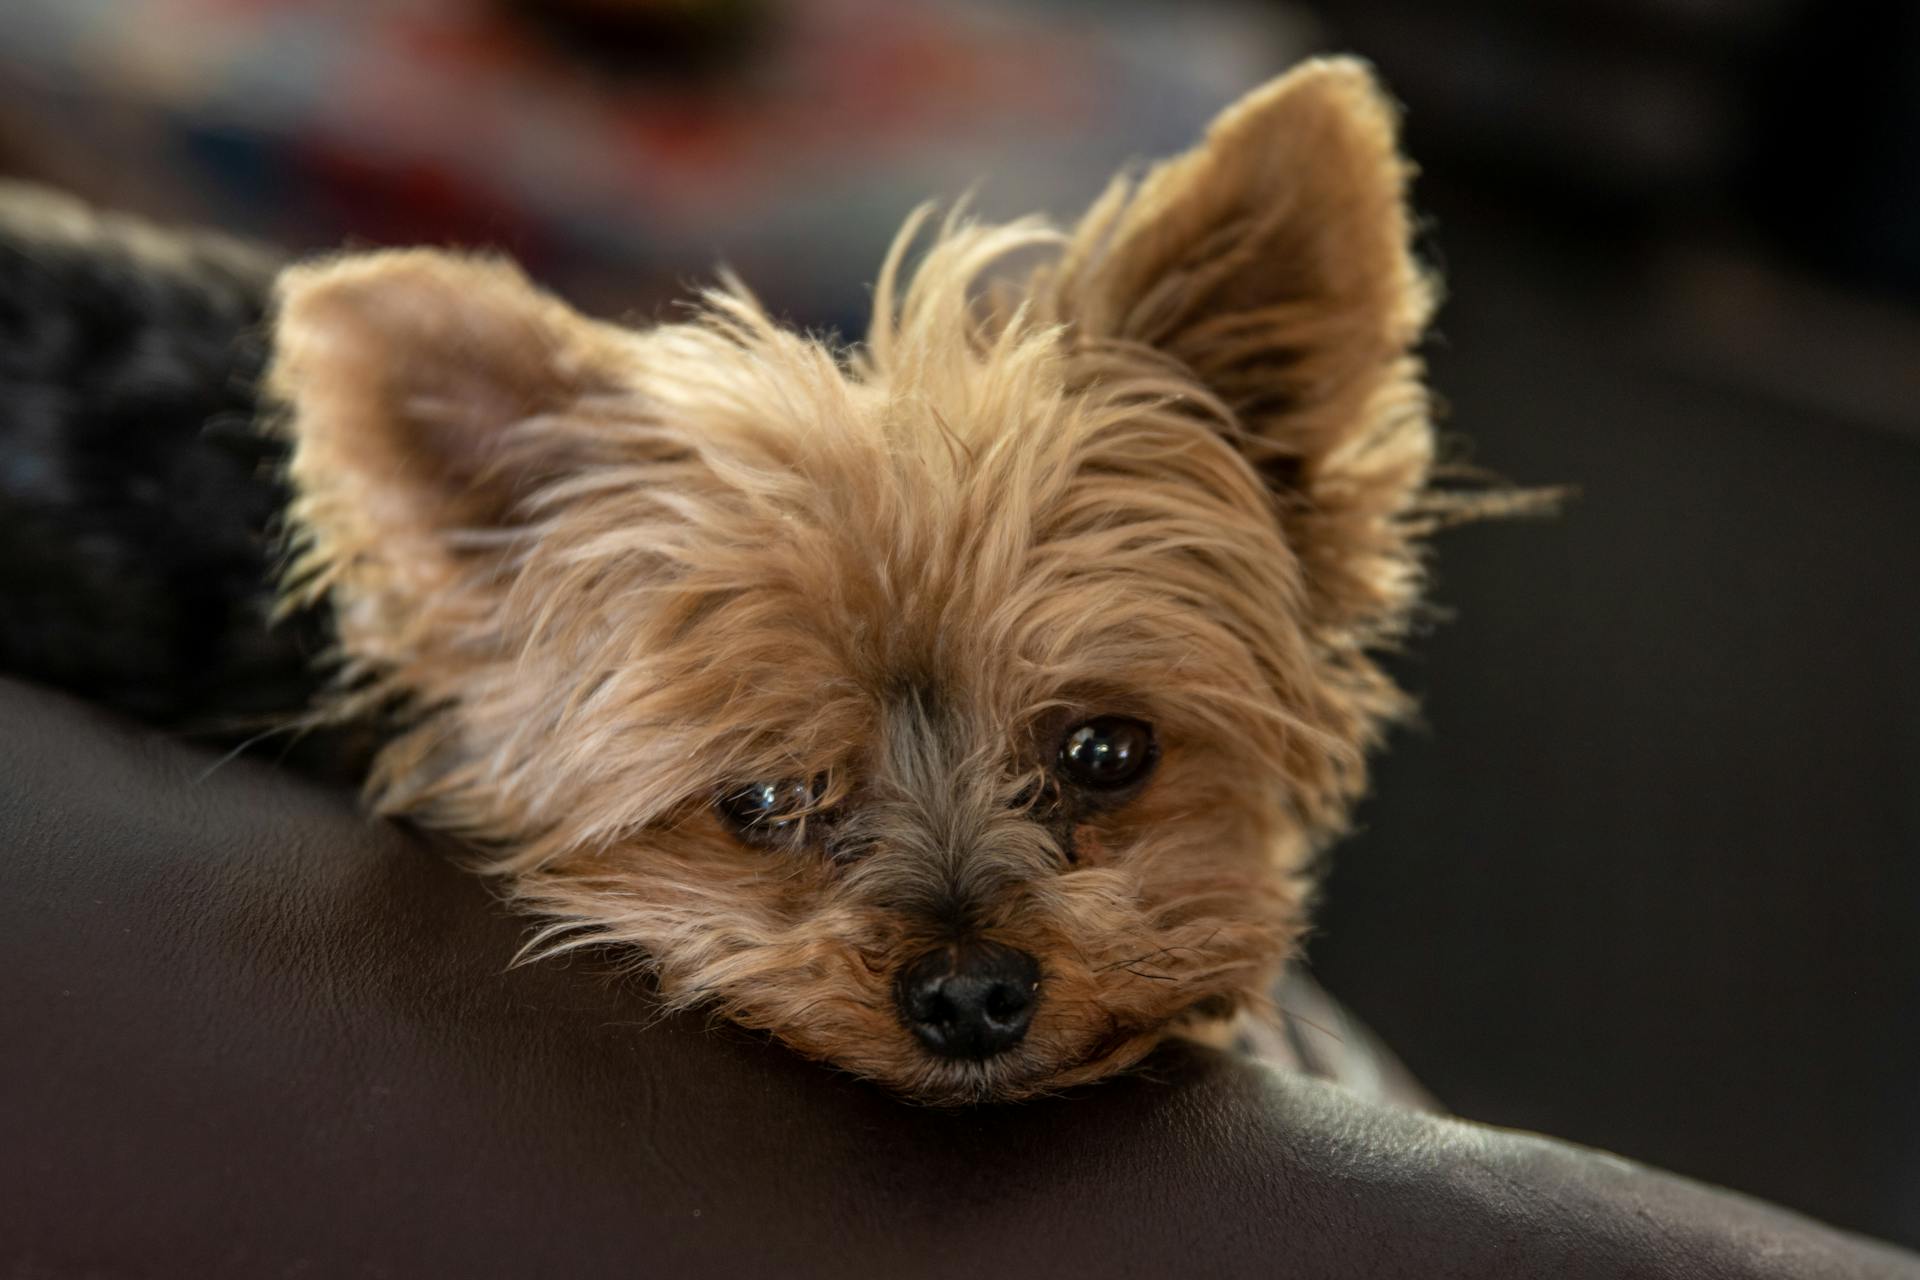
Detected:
left=271, top=60, right=1446, bottom=1102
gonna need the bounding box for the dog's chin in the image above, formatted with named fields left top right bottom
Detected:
left=890, top=987, right=1265, bottom=1103
left=846, top=1023, right=1169, bottom=1106
left=745, top=981, right=1256, bottom=1104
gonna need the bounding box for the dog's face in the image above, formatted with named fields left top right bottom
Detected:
left=270, top=60, right=1440, bottom=1101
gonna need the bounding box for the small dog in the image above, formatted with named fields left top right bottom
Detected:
left=4, top=59, right=1516, bottom=1103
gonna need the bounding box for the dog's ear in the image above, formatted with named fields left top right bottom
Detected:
left=1038, top=57, right=1435, bottom=634
left=270, top=250, right=634, bottom=598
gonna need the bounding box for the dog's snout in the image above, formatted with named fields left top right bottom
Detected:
left=895, top=941, right=1040, bottom=1060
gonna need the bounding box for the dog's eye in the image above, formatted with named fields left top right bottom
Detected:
left=1056, top=717, right=1157, bottom=791
left=715, top=778, right=826, bottom=846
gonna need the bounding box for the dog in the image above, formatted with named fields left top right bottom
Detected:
left=1, top=59, right=1523, bottom=1103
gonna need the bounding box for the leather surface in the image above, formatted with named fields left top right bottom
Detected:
left=3, top=677, right=1915, bottom=1279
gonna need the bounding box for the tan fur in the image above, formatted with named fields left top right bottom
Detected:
left=268, top=59, right=1487, bottom=1103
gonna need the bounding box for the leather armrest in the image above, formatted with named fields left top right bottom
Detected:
left=2, top=678, right=1913, bottom=1278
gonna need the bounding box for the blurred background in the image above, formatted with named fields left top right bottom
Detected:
left=0, top=0, right=1913, bottom=1248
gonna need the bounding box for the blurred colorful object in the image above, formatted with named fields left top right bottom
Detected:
left=0, top=0, right=1307, bottom=324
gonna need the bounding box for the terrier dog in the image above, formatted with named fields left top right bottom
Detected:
left=4, top=59, right=1515, bottom=1103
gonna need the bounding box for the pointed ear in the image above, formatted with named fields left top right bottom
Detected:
left=270, top=250, right=634, bottom=597
left=1038, top=57, right=1436, bottom=632
left=1045, top=57, right=1429, bottom=438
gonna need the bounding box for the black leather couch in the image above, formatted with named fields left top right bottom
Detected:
left=4, top=677, right=1917, bottom=1277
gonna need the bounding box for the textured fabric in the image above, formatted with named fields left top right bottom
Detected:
left=3, top=678, right=1915, bottom=1279
left=0, top=182, right=319, bottom=730
left=1239, top=967, right=1438, bottom=1112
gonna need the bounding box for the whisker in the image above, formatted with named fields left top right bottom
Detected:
left=190, top=722, right=306, bottom=784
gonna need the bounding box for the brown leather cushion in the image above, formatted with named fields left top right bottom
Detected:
left=2, top=677, right=1914, bottom=1279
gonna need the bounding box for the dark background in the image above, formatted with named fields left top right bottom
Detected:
left=0, top=0, right=1913, bottom=1248
left=1311, top=0, right=1920, bottom=1247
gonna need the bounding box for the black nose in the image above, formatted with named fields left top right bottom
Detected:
left=895, top=941, right=1041, bottom=1060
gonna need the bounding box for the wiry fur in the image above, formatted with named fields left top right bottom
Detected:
left=268, top=60, right=1486, bottom=1102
